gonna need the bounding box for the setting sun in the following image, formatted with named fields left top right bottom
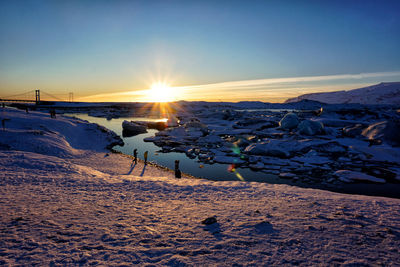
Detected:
left=144, top=82, right=177, bottom=102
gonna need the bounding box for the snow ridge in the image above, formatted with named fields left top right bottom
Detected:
left=285, top=82, right=400, bottom=104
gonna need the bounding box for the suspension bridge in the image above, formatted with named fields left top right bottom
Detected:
left=0, top=90, right=74, bottom=104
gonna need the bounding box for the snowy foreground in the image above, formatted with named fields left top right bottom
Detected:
left=1, top=108, right=400, bottom=266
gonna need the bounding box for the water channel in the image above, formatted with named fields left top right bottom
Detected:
left=68, top=114, right=289, bottom=182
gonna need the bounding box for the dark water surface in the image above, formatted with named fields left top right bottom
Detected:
left=68, top=113, right=400, bottom=199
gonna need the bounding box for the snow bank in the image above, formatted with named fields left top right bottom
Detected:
left=0, top=108, right=123, bottom=156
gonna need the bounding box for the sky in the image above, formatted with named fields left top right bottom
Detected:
left=0, top=0, right=399, bottom=102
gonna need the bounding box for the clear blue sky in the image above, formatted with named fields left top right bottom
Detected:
left=1, top=0, right=399, bottom=102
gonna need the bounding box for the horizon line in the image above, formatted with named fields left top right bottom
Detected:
left=77, top=70, right=400, bottom=102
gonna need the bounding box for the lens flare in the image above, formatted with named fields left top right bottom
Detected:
left=228, top=164, right=245, bottom=181
left=144, top=82, right=178, bottom=102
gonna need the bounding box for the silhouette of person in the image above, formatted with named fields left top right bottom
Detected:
left=133, top=149, right=138, bottom=164
left=49, top=109, right=56, bottom=118
left=144, top=151, right=148, bottom=165
left=175, top=160, right=181, bottom=178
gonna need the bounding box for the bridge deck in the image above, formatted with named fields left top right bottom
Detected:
left=0, top=99, right=37, bottom=103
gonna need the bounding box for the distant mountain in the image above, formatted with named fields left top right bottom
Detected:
left=285, top=82, right=400, bottom=105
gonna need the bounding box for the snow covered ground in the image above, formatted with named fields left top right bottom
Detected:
left=1, top=107, right=400, bottom=266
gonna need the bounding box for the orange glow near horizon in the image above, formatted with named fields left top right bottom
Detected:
left=142, top=82, right=178, bottom=103
left=74, top=71, right=400, bottom=103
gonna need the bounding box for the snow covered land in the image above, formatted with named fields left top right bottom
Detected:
left=1, top=107, right=400, bottom=265
left=285, top=82, right=400, bottom=105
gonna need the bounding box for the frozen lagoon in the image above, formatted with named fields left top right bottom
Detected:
left=67, top=114, right=282, bottom=183
left=65, top=100, right=400, bottom=199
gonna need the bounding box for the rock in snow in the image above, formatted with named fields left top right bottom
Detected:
left=201, top=216, right=217, bottom=225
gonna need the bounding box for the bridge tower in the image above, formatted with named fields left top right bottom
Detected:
left=35, top=89, right=40, bottom=104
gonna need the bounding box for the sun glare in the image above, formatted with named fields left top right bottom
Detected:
left=145, top=82, right=177, bottom=102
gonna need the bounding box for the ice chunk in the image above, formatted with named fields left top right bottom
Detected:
left=279, top=113, right=300, bottom=130
left=334, top=170, right=386, bottom=183
left=297, top=120, right=324, bottom=135
left=122, top=120, right=147, bottom=136
left=362, top=121, right=400, bottom=146
left=213, top=155, right=245, bottom=164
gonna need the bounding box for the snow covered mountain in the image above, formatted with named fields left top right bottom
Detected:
left=285, top=82, right=400, bottom=105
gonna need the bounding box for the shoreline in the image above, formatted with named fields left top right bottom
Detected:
left=109, top=148, right=199, bottom=180
left=111, top=147, right=400, bottom=199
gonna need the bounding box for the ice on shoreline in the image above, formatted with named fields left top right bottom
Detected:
left=137, top=100, right=400, bottom=187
